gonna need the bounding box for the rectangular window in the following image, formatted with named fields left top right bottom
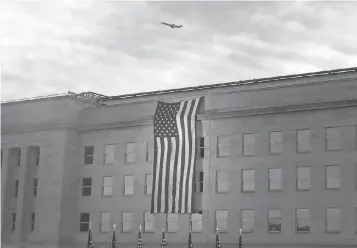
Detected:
left=242, top=133, right=256, bottom=156
left=122, top=212, right=133, bottom=232
left=84, top=146, right=94, bottom=165
left=144, top=212, right=154, bottom=232
left=14, top=179, right=19, bottom=198
left=241, top=209, right=254, bottom=233
left=326, top=165, right=341, bottom=189
left=268, top=209, right=282, bottom=232
left=297, top=166, right=311, bottom=190
left=325, top=127, right=341, bottom=151
left=296, top=208, right=310, bottom=233
left=241, top=169, right=255, bottom=192
left=11, top=213, right=16, bottom=232
left=81, top=178, right=92, bottom=196
left=326, top=208, right=341, bottom=232
left=167, top=214, right=178, bottom=232
left=215, top=210, right=228, bottom=232
left=196, top=137, right=205, bottom=158
left=216, top=171, right=229, bottom=193
left=104, top=144, right=115, bottom=164
left=269, top=168, right=282, bottom=191
left=145, top=174, right=153, bottom=195
left=14, top=148, right=21, bottom=166
left=124, top=175, right=134, bottom=196
left=146, top=141, right=154, bottom=162
left=102, top=176, right=113, bottom=196
left=100, top=212, right=111, bottom=232
left=125, top=143, right=136, bottom=163
left=33, top=178, right=38, bottom=197
left=80, top=213, right=90, bottom=232
left=297, top=129, right=311, bottom=153
left=35, top=147, right=40, bottom=166
left=194, top=171, right=204, bottom=193
left=190, top=213, right=203, bottom=232
left=269, top=131, right=283, bottom=154
left=30, top=212, right=35, bottom=232
left=217, top=135, right=230, bottom=157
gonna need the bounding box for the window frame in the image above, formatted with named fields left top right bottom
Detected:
left=217, top=135, right=230, bottom=158
left=326, top=165, right=341, bottom=190
left=195, top=137, right=205, bottom=158
left=166, top=213, right=179, bottom=233
left=216, top=170, right=229, bottom=193
left=35, top=147, right=40, bottom=166
left=325, top=208, right=341, bottom=233
left=80, top=212, right=90, bottom=232
left=14, top=149, right=21, bottom=166
left=14, top=179, right=19, bottom=198
left=100, top=212, right=112, bottom=233
left=241, top=169, right=255, bottom=193
left=268, top=208, right=282, bottom=233
left=84, top=145, right=94, bottom=165
left=123, top=175, right=135, bottom=196
left=215, top=210, right=228, bottom=232
left=268, top=168, right=283, bottom=191
left=241, top=209, right=254, bottom=233
left=81, top=177, right=92, bottom=196
left=33, top=178, right=38, bottom=197
left=102, top=176, right=113, bottom=196
left=11, top=213, right=16, bottom=232
left=325, top=127, right=341, bottom=151
left=296, top=208, right=310, bottom=233
left=125, top=142, right=137, bottom=164
left=296, top=166, right=311, bottom=191
left=194, top=171, right=204, bottom=193
left=143, top=211, right=155, bottom=232
left=104, top=144, right=115, bottom=164
left=242, top=133, right=256, bottom=157
left=190, top=213, right=203, bottom=233
left=296, top=129, right=312, bottom=153
left=30, top=212, right=35, bottom=232
left=269, top=131, right=283, bottom=155
left=121, top=211, right=133, bottom=233
left=146, top=140, right=154, bottom=162
left=145, top=174, right=153, bottom=195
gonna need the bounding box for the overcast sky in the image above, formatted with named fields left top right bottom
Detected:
left=1, top=1, right=357, bottom=101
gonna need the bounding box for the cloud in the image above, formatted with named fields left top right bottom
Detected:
left=1, top=1, right=357, bottom=101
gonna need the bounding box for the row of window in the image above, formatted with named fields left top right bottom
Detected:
left=77, top=208, right=355, bottom=234
left=10, top=212, right=35, bottom=232
left=13, top=178, right=38, bottom=198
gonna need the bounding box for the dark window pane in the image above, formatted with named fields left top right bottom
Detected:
left=82, top=178, right=92, bottom=186
left=80, top=213, right=90, bottom=222
left=85, top=146, right=94, bottom=155
left=84, top=156, right=93, bottom=165
left=80, top=223, right=89, bottom=232
left=82, top=187, right=91, bottom=196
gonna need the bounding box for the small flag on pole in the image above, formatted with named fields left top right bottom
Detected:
left=87, top=222, right=93, bottom=248
left=137, top=225, right=143, bottom=248
left=111, top=224, right=116, bottom=248
left=188, top=224, right=193, bottom=248
left=238, top=228, right=244, bottom=248
left=215, top=227, right=221, bottom=248
left=161, top=229, right=167, bottom=248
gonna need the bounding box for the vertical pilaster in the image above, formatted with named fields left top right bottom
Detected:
left=1, top=149, right=10, bottom=236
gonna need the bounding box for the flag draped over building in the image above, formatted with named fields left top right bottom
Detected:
left=87, top=223, right=93, bottom=248
left=238, top=229, right=244, bottom=248
left=216, top=227, right=221, bottom=248
left=151, top=97, right=202, bottom=214
left=161, top=229, right=167, bottom=248
left=111, top=224, right=116, bottom=248
left=137, top=225, right=143, bottom=248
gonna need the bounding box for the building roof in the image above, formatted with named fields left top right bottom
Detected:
left=2, top=67, right=357, bottom=104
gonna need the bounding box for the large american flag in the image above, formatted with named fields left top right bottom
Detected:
left=151, top=97, right=202, bottom=214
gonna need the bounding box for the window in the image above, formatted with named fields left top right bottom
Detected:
left=217, top=135, right=230, bottom=157
left=167, top=214, right=178, bottom=232
left=325, top=127, right=341, bottom=151
left=269, top=131, right=283, bottom=154
left=102, top=176, right=113, bottom=196
left=33, top=178, right=38, bottom=196
left=297, top=129, right=311, bottom=153
left=145, top=174, right=153, bottom=195
left=216, top=171, right=229, bottom=193
left=30, top=212, right=35, bottom=231
left=104, top=144, right=115, bottom=164
left=215, top=210, right=228, bottom=232
left=100, top=212, right=111, bottom=232
left=190, top=214, right=202, bottom=232
left=1, top=149, right=3, bottom=168
left=194, top=171, right=204, bottom=193
left=80, top=213, right=90, bottom=232
left=269, top=168, right=282, bottom=191
left=241, top=209, right=254, bottom=233
left=296, top=209, right=310, bottom=233
left=14, top=149, right=21, bottom=166
left=241, top=169, right=255, bottom=192
left=297, top=166, right=311, bottom=190
left=355, top=125, right=357, bottom=149
left=125, top=143, right=136, bottom=163
left=81, top=178, right=92, bottom=196
left=326, top=165, right=341, bottom=189
left=144, top=212, right=154, bottom=232
left=122, top=212, right=133, bottom=232
left=196, top=137, right=205, bottom=158
left=14, top=179, right=19, bottom=198
left=84, top=146, right=94, bottom=165
left=268, top=209, right=282, bottom=232
left=242, top=133, right=256, bottom=156
left=146, top=141, right=154, bottom=162
left=35, top=147, right=40, bottom=166
left=326, top=208, right=341, bottom=232
left=11, top=213, right=16, bottom=232
left=124, top=175, right=134, bottom=196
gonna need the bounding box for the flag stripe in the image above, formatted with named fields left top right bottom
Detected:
left=153, top=137, right=162, bottom=213
left=161, top=137, right=169, bottom=213
left=168, top=137, right=176, bottom=213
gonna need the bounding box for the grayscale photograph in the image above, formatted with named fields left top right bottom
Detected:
left=1, top=1, right=357, bottom=248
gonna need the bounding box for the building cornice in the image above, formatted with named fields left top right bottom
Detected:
left=198, top=99, right=357, bottom=120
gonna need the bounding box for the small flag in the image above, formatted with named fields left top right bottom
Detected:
left=87, top=222, right=93, bottom=248
left=137, top=225, right=143, bottom=248
left=111, top=224, right=116, bottom=248
left=188, top=224, right=193, bottom=248
left=238, top=228, right=244, bottom=248
left=215, top=227, right=221, bottom=248
left=161, top=229, right=167, bottom=248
